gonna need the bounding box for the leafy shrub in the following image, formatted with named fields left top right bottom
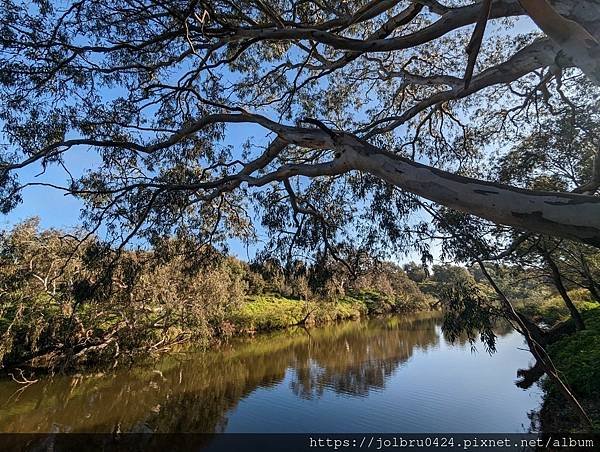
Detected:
left=350, top=262, right=434, bottom=312
left=520, top=289, right=598, bottom=326
left=0, top=220, right=247, bottom=369
left=547, top=307, right=600, bottom=398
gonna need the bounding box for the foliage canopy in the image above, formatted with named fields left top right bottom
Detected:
left=1, top=0, right=599, bottom=265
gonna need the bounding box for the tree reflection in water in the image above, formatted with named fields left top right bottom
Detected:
left=0, top=312, right=514, bottom=433
left=289, top=315, right=439, bottom=399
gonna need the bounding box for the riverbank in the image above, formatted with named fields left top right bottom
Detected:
left=1, top=289, right=435, bottom=374
left=0, top=220, right=437, bottom=373
left=0, top=312, right=538, bottom=434
left=231, top=290, right=436, bottom=334
left=526, top=292, right=600, bottom=432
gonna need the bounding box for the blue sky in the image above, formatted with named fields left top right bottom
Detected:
left=1, top=14, right=537, bottom=264
left=2, top=121, right=273, bottom=260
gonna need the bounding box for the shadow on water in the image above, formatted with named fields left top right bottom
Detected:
left=0, top=312, right=539, bottom=433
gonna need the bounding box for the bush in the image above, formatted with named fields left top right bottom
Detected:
left=520, top=289, right=599, bottom=326
left=547, top=307, right=600, bottom=398
left=0, top=220, right=247, bottom=369
left=350, top=262, right=434, bottom=313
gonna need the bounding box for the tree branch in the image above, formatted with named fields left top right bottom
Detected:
left=520, top=0, right=600, bottom=84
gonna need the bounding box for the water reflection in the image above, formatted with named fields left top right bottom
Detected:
left=289, top=315, right=439, bottom=400
left=0, top=312, right=537, bottom=433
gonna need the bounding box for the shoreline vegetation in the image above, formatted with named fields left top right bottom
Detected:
left=532, top=297, right=600, bottom=433
left=0, top=219, right=436, bottom=373
left=1, top=219, right=599, bottom=433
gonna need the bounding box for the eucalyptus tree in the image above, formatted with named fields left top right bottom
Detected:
left=487, top=96, right=600, bottom=329
left=1, top=0, right=600, bottom=264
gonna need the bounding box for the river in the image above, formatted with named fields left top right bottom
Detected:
left=0, top=312, right=542, bottom=433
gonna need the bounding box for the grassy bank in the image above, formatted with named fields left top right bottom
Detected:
left=231, top=296, right=367, bottom=333
left=0, top=220, right=436, bottom=373
left=231, top=289, right=436, bottom=334
left=533, top=294, right=600, bottom=432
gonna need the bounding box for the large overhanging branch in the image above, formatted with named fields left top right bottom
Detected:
left=519, top=0, right=600, bottom=84
left=5, top=120, right=600, bottom=251
left=218, top=0, right=524, bottom=53
left=9, top=98, right=599, bottom=248
left=260, top=126, right=600, bottom=248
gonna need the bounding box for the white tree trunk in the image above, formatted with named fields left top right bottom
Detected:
left=522, top=0, right=600, bottom=84
left=337, top=139, right=600, bottom=247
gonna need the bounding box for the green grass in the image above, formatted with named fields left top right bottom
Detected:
left=547, top=306, right=600, bottom=398
left=541, top=303, right=600, bottom=431
left=231, top=295, right=368, bottom=332
left=230, top=288, right=432, bottom=334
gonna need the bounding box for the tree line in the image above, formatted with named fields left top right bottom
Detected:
left=0, top=218, right=434, bottom=371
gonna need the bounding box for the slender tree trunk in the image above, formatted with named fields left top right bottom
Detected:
left=579, top=252, right=600, bottom=302
left=541, top=249, right=586, bottom=330
left=584, top=275, right=600, bottom=303
left=476, top=260, right=593, bottom=429
left=587, top=280, right=600, bottom=303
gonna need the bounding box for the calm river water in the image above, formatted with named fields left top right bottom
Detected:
left=0, top=312, right=542, bottom=433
